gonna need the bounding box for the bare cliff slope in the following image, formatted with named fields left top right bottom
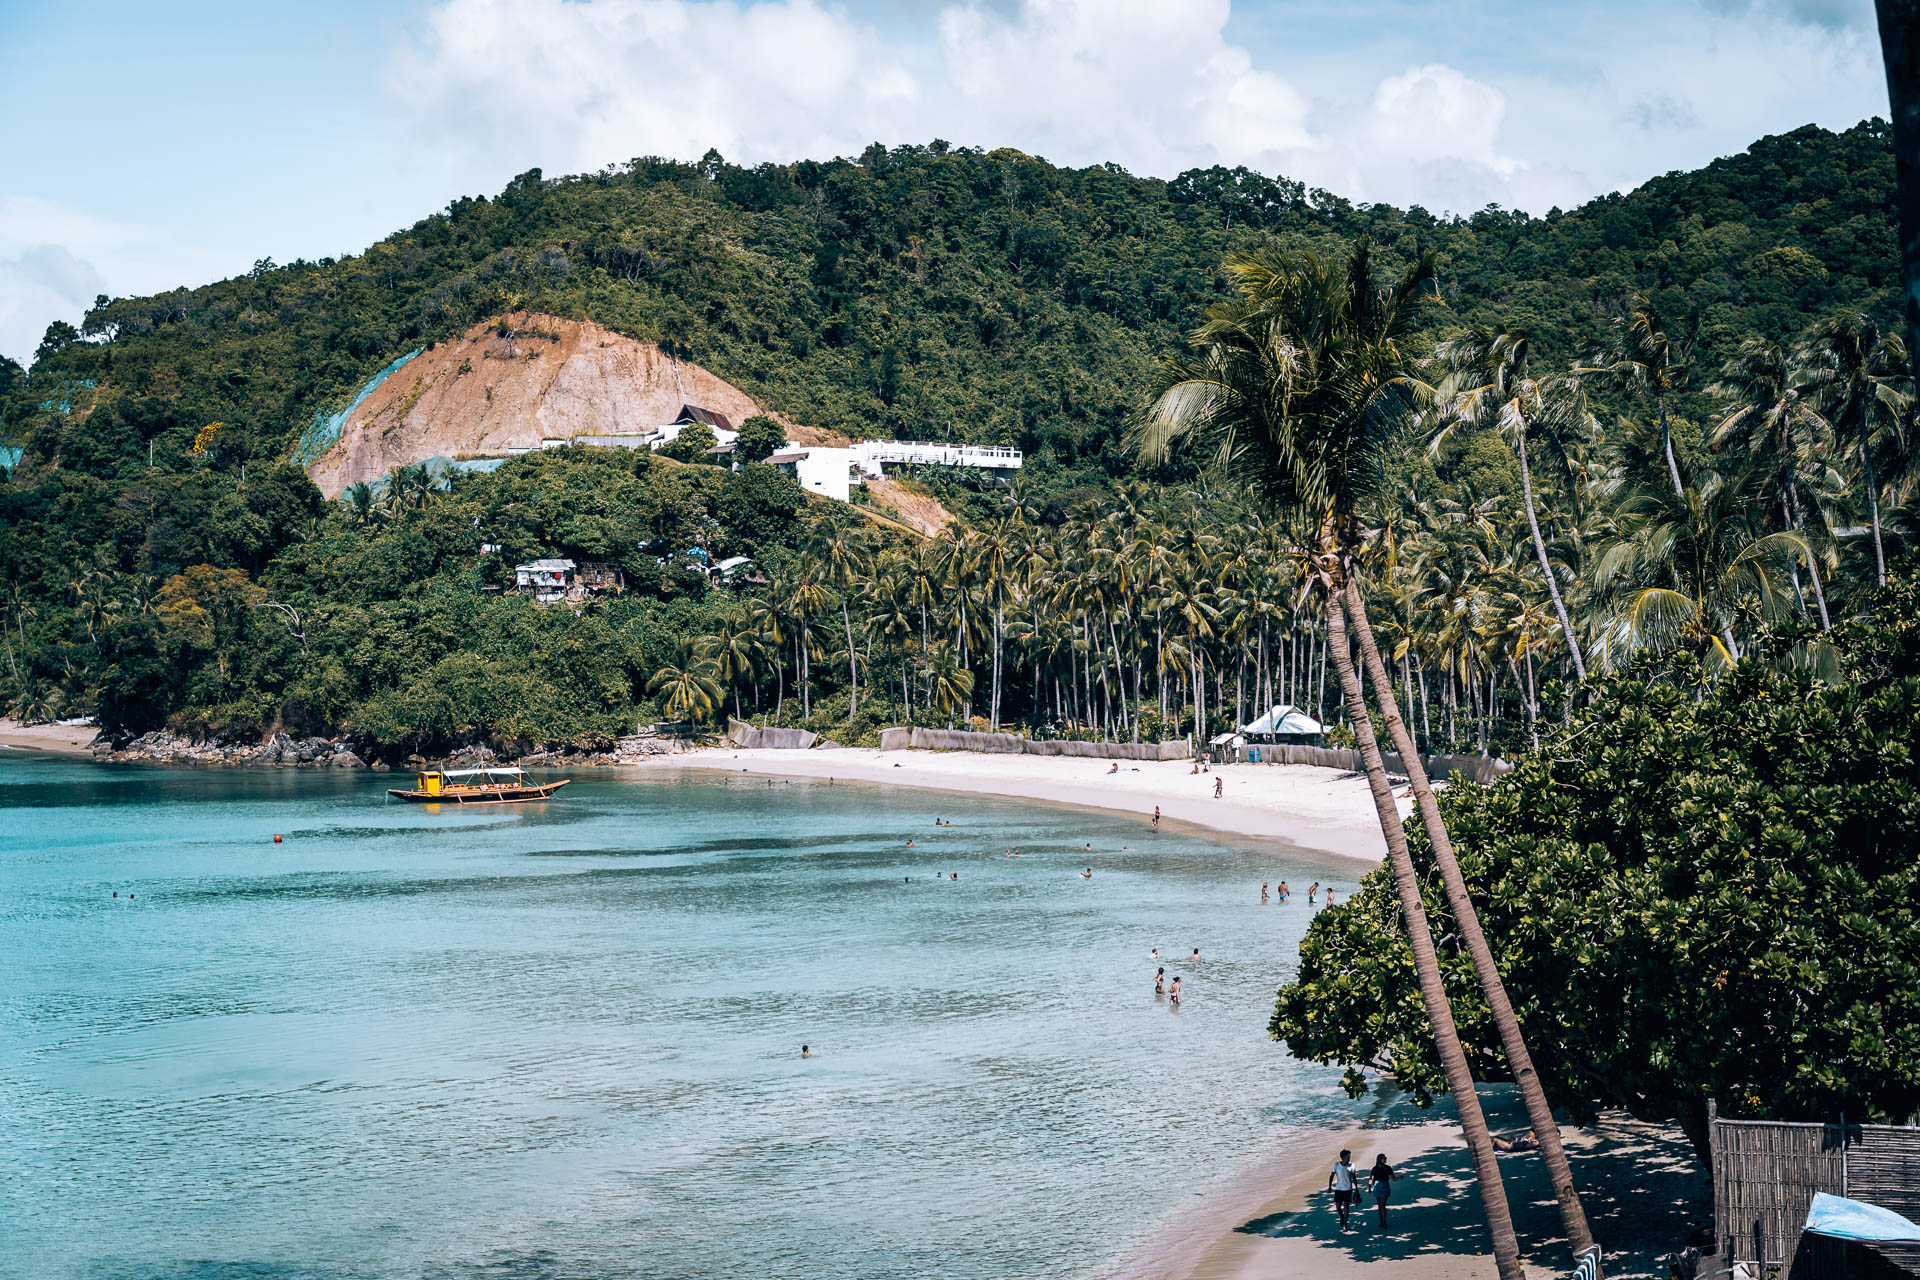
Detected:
left=307, top=312, right=843, bottom=496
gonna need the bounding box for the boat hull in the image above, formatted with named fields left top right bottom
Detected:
left=386, top=779, right=570, bottom=804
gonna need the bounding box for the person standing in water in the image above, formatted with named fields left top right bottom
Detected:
left=801, top=1044, right=811, bottom=1059
left=1168, top=976, right=1181, bottom=1006
left=1154, top=967, right=1165, bottom=994
left=1261, top=882, right=1269, bottom=903
left=1308, top=881, right=1319, bottom=904
left=1328, top=1148, right=1358, bottom=1230
left=1279, top=881, right=1290, bottom=902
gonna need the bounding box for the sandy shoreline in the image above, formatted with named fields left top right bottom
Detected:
left=647, top=746, right=1405, bottom=866
left=0, top=719, right=99, bottom=758
left=1097, top=1087, right=1704, bottom=1280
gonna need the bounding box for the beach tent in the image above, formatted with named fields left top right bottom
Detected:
left=1240, top=705, right=1324, bottom=743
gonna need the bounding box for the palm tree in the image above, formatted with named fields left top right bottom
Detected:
left=1708, top=338, right=1836, bottom=627
left=7, top=680, right=62, bottom=725
left=342, top=482, right=383, bottom=528
left=1797, top=314, right=1913, bottom=586
left=1434, top=326, right=1594, bottom=679
left=814, top=524, right=869, bottom=724
left=1582, top=297, right=1689, bottom=499
left=647, top=655, right=723, bottom=724
left=1137, top=238, right=1533, bottom=1280
left=1590, top=464, right=1809, bottom=668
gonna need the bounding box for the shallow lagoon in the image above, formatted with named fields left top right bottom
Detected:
left=0, top=757, right=1363, bottom=1279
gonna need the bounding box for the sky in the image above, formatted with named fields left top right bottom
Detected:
left=0, top=0, right=1894, bottom=364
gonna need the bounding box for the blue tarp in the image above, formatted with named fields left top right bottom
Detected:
left=1805, top=1193, right=1920, bottom=1243
left=291, top=348, right=423, bottom=468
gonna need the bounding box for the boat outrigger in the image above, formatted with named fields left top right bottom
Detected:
left=386, top=766, right=569, bottom=804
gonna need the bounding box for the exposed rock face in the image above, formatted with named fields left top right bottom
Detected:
left=307, top=312, right=845, bottom=497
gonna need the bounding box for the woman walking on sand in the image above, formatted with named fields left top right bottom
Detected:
left=1369, top=1153, right=1394, bottom=1227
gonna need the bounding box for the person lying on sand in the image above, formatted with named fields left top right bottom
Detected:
left=1492, top=1130, right=1539, bottom=1153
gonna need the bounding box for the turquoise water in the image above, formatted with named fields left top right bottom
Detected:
left=0, top=756, right=1362, bottom=1279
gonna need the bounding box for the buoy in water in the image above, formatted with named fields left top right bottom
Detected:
left=273, top=834, right=283, bottom=843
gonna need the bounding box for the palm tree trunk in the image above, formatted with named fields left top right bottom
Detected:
left=1783, top=483, right=1832, bottom=630
left=1876, top=0, right=1920, bottom=382
left=1324, top=585, right=1527, bottom=1280
left=843, top=601, right=858, bottom=723
left=1861, top=439, right=1888, bottom=586
left=1345, top=578, right=1598, bottom=1267
left=1515, top=433, right=1587, bottom=679
left=1659, top=394, right=1685, bottom=498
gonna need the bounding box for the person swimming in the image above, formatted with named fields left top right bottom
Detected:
left=1081, top=868, right=1092, bottom=878
left=801, top=1044, right=811, bottom=1059
left=1150, top=947, right=1160, bottom=960
left=1189, top=948, right=1201, bottom=962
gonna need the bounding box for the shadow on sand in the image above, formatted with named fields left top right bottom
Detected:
left=1235, top=1089, right=1709, bottom=1279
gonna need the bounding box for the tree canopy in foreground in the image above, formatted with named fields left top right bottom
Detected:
left=1272, top=566, right=1920, bottom=1164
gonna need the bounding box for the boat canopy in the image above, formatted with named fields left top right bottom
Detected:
left=441, top=767, right=527, bottom=780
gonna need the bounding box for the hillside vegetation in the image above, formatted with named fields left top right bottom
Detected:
left=0, top=121, right=1905, bottom=754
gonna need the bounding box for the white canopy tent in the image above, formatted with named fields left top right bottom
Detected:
left=1239, top=705, right=1324, bottom=740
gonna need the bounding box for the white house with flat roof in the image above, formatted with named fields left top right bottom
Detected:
left=766, top=447, right=855, bottom=502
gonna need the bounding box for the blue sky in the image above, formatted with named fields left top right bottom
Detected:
left=0, top=0, right=1892, bottom=363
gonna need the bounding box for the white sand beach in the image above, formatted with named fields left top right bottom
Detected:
left=649, top=747, right=1409, bottom=865
left=0, top=718, right=98, bottom=757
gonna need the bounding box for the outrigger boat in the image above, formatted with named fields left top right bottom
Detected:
left=387, top=766, right=569, bottom=804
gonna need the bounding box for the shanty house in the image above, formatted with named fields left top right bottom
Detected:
left=514, top=558, right=576, bottom=602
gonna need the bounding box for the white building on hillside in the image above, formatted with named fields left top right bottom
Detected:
left=766, top=447, right=855, bottom=502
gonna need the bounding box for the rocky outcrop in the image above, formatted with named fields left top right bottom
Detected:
left=90, top=728, right=700, bottom=770
left=94, top=731, right=369, bottom=770
left=305, top=312, right=848, bottom=497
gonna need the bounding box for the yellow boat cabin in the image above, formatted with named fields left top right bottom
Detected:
left=387, top=766, right=569, bottom=804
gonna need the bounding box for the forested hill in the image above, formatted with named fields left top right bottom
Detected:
left=1, top=120, right=1898, bottom=487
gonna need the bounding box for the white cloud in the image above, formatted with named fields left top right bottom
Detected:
left=0, top=195, right=237, bottom=364
left=385, top=0, right=1626, bottom=219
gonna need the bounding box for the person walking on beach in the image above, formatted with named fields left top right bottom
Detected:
left=1213, top=777, right=1223, bottom=798
left=1328, top=1149, right=1358, bottom=1230
left=1152, top=806, right=1161, bottom=829
left=1368, top=1153, right=1394, bottom=1227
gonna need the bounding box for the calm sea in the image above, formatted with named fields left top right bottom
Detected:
left=0, top=756, right=1365, bottom=1280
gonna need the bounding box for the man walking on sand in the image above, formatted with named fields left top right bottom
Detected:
left=1328, top=1148, right=1358, bottom=1231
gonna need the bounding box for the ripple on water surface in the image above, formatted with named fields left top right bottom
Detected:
left=0, top=759, right=1369, bottom=1280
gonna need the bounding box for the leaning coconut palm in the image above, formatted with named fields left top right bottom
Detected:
left=1135, top=239, right=1535, bottom=1280
left=1707, top=338, right=1837, bottom=628
left=1796, top=314, right=1913, bottom=587
left=1432, top=325, right=1595, bottom=679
